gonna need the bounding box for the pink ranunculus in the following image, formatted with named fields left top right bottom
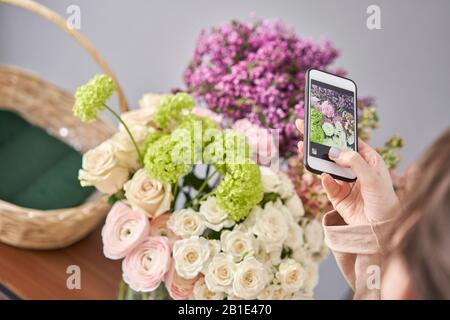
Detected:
left=165, top=259, right=198, bottom=300
left=232, top=119, right=278, bottom=166
left=149, top=213, right=180, bottom=248
left=320, top=100, right=335, bottom=118
left=310, top=96, right=320, bottom=107
left=122, top=236, right=171, bottom=292
left=192, top=107, right=223, bottom=124
left=102, top=201, right=150, bottom=260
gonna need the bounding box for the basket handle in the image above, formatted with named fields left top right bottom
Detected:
left=1, top=0, right=129, bottom=113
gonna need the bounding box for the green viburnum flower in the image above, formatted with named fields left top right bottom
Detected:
left=153, top=92, right=195, bottom=129
left=141, top=131, right=166, bottom=155
left=310, top=107, right=323, bottom=124
left=203, top=130, right=252, bottom=174
left=73, top=74, right=115, bottom=122
left=215, top=162, right=263, bottom=222
left=310, top=123, right=325, bottom=144
left=144, top=134, right=193, bottom=184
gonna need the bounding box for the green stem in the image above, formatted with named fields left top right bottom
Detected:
left=103, top=103, right=144, bottom=165
left=186, top=170, right=217, bottom=207
left=194, top=191, right=215, bottom=209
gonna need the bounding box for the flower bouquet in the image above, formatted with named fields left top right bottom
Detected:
left=184, top=18, right=404, bottom=217
left=73, top=76, right=327, bottom=300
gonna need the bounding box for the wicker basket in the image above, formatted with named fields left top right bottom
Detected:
left=0, top=0, right=129, bottom=249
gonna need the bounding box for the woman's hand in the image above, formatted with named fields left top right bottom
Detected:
left=295, top=119, right=399, bottom=225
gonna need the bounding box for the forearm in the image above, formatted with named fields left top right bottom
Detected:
left=322, top=211, right=394, bottom=299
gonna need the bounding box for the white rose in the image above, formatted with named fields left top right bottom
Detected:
left=173, top=236, right=212, bottom=279
left=252, top=203, right=288, bottom=252
left=278, top=171, right=295, bottom=199
left=304, top=220, right=324, bottom=253
left=110, top=125, right=151, bottom=170
left=167, top=208, right=206, bottom=237
left=257, top=284, right=287, bottom=300
left=139, top=93, right=166, bottom=110
left=277, top=259, right=306, bottom=294
left=290, top=290, right=314, bottom=300
left=199, top=196, right=235, bottom=232
left=220, top=230, right=256, bottom=262
left=285, top=193, right=305, bottom=222
left=232, top=257, right=270, bottom=300
left=119, top=107, right=155, bottom=132
left=204, top=253, right=236, bottom=294
left=285, top=223, right=305, bottom=251
left=255, top=241, right=282, bottom=265
left=193, top=277, right=225, bottom=300
left=79, top=141, right=128, bottom=194
left=259, top=166, right=282, bottom=194
left=292, top=246, right=313, bottom=264
left=123, top=169, right=172, bottom=218
left=302, top=262, right=319, bottom=293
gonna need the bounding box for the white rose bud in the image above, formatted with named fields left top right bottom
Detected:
left=252, top=203, right=288, bottom=252
left=285, top=193, right=305, bottom=222
left=119, top=107, right=155, bottom=131
left=173, top=236, right=212, bottom=279
left=123, top=169, right=172, bottom=218
left=257, top=284, right=287, bottom=300
left=278, top=171, right=295, bottom=199
left=79, top=141, right=128, bottom=194
left=259, top=166, right=282, bottom=194
left=167, top=208, right=206, bottom=237
left=193, top=277, right=225, bottom=300
left=204, top=253, right=236, bottom=294
left=139, top=93, right=166, bottom=110
left=232, top=257, right=270, bottom=300
left=110, top=125, right=150, bottom=170
left=220, top=229, right=256, bottom=262
left=199, top=196, right=235, bottom=232
left=304, top=220, right=324, bottom=253
left=277, top=259, right=306, bottom=294
left=285, top=223, right=305, bottom=251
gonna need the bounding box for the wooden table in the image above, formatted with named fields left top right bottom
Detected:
left=0, top=225, right=122, bottom=300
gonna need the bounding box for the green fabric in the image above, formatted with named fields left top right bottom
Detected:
left=0, top=109, right=94, bottom=210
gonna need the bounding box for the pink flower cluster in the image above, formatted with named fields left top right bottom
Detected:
left=184, top=18, right=339, bottom=156
left=102, top=202, right=194, bottom=298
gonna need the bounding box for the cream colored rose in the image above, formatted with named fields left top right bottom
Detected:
left=285, top=193, right=305, bottom=222
left=79, top=141, right=129, bottom=194
left=257, top=284, right=287, bottom=300
left=199, top=196, right=235, bottom=232
left=110, top=125, right=151, bottom=170
left=119, top=107, right=155, bottom=132
left=204, top=253, right=236, bottom=294
left=259, top=166, right=282, bottom=194
left=232, top=257, right=270, bottom=300
left=220, top=230, right=256, bottom=262
left=252, top=203, right=288, bottom=252
left=277, top=259, right=306, bottom=294
left=255, top=241, right=282, bottom=266
left=123, top=169, right=172, bottom=218
left=173, top=236, right=212, bottom=279
left=285, top=223, right=305, bottom=251
left=292, top=246, right=313, bottom=265
left=167, top=208, right=206, bottom=237
left=139, top=93, right=166, bottom=110
left=193, top=277, right=225, bottom=300
left=302, top=262, right=319, bottom=293
left=278, top=171, right=295, bottom=199
left=304, top=220, right=324, bottom=253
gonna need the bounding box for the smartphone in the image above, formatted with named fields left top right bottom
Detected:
left=304, top=69, right=358, bottom=182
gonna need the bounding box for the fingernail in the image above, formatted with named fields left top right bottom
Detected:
left=329, top=147, right=341, bottom=158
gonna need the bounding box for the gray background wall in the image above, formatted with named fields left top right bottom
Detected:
left=1, top=0, right=449, bottom=299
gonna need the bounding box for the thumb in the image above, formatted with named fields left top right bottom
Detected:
left=329, top=147, right=373, bottom=184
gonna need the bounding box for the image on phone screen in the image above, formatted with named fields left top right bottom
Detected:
left=309, top=79, right=356, bottom=161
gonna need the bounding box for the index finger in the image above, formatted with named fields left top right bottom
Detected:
left=295, top=119, right=304, bottom=135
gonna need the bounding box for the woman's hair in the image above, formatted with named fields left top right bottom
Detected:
left=393, top=128, right=450, bottom=299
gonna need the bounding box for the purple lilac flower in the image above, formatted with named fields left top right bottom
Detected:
left=184, top=18, right=372, bottom=156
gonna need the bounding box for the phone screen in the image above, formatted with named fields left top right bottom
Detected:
left=309, top=79, right=356, bottom=161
